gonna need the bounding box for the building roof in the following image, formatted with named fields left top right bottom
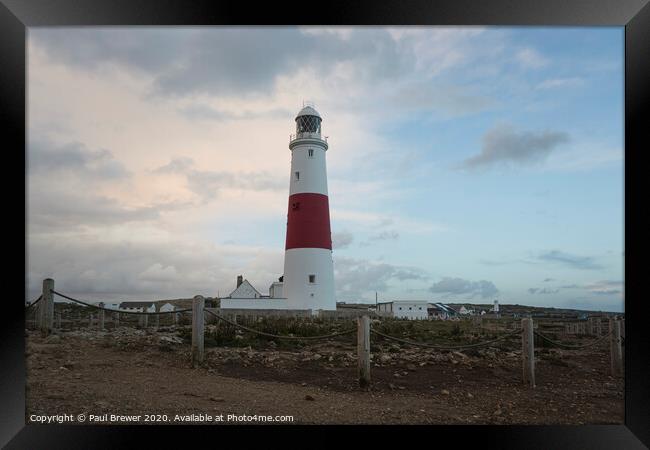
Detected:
left=227, top=279, right=263, bottom=299
left=431, top=303, right=457, bottom=314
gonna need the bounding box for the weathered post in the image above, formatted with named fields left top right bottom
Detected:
left=609, top=318, right=623, bottom=376
left=114, top=312, right=120, bottom=328
left=174, top=308, right=179, bottom=326
left=521, top=318, right=535, bottom=387
left=98, top=302, right=105, bottom=330
left=596, top=319, right=602, bottom=337
left=357, top=315, right=371, bottom=388
left=192, top=295, right=205, bottom=367
left=40, top=278, right=55, bottom=336
left=88, top=313, right=93, bottom=328
left=56, top=313, right=62, bottom=330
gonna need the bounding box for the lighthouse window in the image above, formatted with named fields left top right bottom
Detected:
left=308, top=274, right=316, bottom=283
left=296, top=115, right=321, bottom=134
left=295, top=171, right=300, bottom=181
left=308, top=149, right=314, bottom=158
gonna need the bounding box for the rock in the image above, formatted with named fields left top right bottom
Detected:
left=380, top=354, right=392, bottom=364
left=441, top=389, right=450, bottom=395
left=388, top=344, right=401, bottom=353
left=304, top=394, right=315, bottom=401
left=301, top=382, right=308, bottom=387
left=45, top=335, right=61, bottom=344
left=388, top=383, right=397, bottom=390
left=467, top=393, right=473, bottom=398
left=406, top=364, right=417, bottom=371
left=95, top=401, right=110, bottom=408
left=210, top=397, right=225, bottom=402
left=313, top=354, right=322, bottom=361
left=159, top=336, right=183, bottom=345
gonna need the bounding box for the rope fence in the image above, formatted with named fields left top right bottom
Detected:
left=533, top=330, right=613, bottom=349
left=25, top=295, right=42, bottom=310
left=30, top=280, right=625, bottom=389
left=370, top=328, right=521, bottom=350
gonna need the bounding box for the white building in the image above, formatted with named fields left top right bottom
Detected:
left=376, top=301, right=429, bottom=320
left=118, top=301, right=155, bottom=313
left=220, top=275, right=289, bottom=310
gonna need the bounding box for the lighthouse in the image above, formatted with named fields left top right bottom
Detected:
left=282, top=104, right=336, bottom=312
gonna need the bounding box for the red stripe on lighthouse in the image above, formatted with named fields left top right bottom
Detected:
left=285, top=193, right=332, bottom=250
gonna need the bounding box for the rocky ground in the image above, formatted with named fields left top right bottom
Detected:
left=25, top=326, right=623, bottom=425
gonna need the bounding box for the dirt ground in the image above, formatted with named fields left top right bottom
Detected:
left=25, top=326, right=624, bottom=425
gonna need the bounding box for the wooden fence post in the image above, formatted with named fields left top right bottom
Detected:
left=40, top=278, right=55, bottom=336
left=114, top=312, right=120, bottom=328
left=357, top=315, right=371, bottom=388
left=140, top=307, right=148, bottom=328
left=174, top=308, right=179, bottom=325
left=88, top=313, right=93, bottom=328
left=192, top=295, right=205, bottom=367
left=521, top=318, right=535, bottom=387
left=98, top=303, right=105, bottom=330
left=596, top=319, right=602, bottom=337
left=56, top=312, right=62, bottom=330
left=610, top=318, right=623, bottom=376
left=620, top=318, right=625, bottom=340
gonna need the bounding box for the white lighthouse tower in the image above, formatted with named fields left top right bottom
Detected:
left=282, top=104, right=336, bottom=312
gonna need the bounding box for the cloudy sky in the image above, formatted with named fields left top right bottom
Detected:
left=26, top=26, right=624, bottom=312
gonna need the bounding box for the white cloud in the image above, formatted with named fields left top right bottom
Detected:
left=515, top=48, right=549, bottom=69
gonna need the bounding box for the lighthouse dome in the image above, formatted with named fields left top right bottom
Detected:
left=296, top=105, right=321, bottom=119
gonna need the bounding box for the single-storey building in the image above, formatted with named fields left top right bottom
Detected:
left=119, top=301, right=155, bottom=313
left=376, top=301, right=429, bottom=320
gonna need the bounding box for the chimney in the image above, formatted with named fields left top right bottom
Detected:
left=237, top=275, right=243, bottom=287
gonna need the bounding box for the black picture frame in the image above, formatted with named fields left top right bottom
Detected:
left=2, top=0, right=648, bottom=448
